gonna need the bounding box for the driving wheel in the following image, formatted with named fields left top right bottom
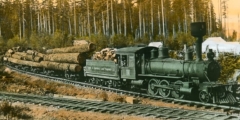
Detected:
left=148, top=79, right=159, bottom=95
left=158, top=80, right=171, bottom=97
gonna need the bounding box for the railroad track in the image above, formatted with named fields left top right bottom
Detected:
left=4, top=64, right=240, bottom=114
left=0, top=92, right=239, bottom=120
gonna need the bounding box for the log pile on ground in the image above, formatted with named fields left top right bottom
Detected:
left=92, top=48, right=116, bottom=61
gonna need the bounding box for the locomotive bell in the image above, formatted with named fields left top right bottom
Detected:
left=207, top=49, right=215, bottom=61
left=185, top=49, right=193, bottom=61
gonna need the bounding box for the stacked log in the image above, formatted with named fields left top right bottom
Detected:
left=44, top=53, right=88, bottom=65
left=92, top=48, right=116, bottom=61
left=41, top=61, right=59, bottom=69
left=5, top=49, right=14, bottom=57
left=26, top=50, right=42, bottom=57
left=5, top=48, right=45, bottom=68
left=73, top=40, right=89, bottom=46
left=10, top=51, right=44, bottom=62
left=5, top=52, right=12, bottom=57
left=15, top=52, right=27, bottom=57
left=37, top=53, right=45, bottom=58
left=26, top=50, right=44, bottom=61
left=7, top=57, right=18, bottom=63
left=7, top=58, right=41, bottom=67
left=11, top=54, right=23, bottom=60
left=40, top=61, right=81, bottom=72
left=69, top=64, right=82, bottom=72
left=33, top=56, right=43, bottom=62
left=6, top=41, right=95, bottom=73
left=42, top=42, right=95, bottom=72
left=41, top=40, right=96, bottom=72
left=20, top=60, right=42, bottom=67
left=43, top=53, right=86, bottom=64
left=24, top=54, right=34, bottom=61
left=58, top=63, right=70, bottom=71
left=26, top=50, right=37, bottom=55
left=46, top=41, right=96, bottom=54
left=41, top=52, right=88, bottom=72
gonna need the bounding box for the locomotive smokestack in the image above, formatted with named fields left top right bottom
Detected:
left=191, top=22, right=206, bottom=61
left=195, top=37, right=203, bottom=61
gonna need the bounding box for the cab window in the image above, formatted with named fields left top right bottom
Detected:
left=121, top=55, right=128, bottom=67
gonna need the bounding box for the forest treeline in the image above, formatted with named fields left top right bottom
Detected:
left=0, top=0, right=237, bottom=53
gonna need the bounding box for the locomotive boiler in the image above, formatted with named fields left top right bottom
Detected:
left=144, top=47, right=220, bottom=82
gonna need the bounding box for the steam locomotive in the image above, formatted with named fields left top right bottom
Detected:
left=84, top=22, right=239, bottom=104
left=4, top=22, right=240, bottom=104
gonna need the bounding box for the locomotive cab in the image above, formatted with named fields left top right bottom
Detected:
left=116, top=47, right=158, bottom=80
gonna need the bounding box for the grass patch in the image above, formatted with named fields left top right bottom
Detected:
left=0, top=100, right=32, bottom=119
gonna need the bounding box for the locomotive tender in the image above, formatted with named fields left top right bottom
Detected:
left=84, top=22, right=239, bottom=104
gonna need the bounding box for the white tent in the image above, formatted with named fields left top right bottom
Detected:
left=202, top=37, right=226, bottom=53
left=202, top=37, right=240, bottom=55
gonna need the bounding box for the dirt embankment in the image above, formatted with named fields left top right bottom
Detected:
left=0, top=66, right=127, bottom=103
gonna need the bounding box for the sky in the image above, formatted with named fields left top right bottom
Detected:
left=212, top=0, right=240, bottom=37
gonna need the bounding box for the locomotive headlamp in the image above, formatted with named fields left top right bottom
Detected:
left=191, top=22, right=206, bottom=37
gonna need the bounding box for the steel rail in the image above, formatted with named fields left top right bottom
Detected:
left=0, top=92, right=239, bottom=120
